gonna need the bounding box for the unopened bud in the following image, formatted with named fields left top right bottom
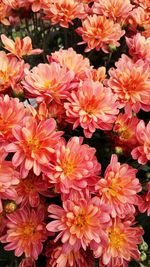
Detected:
left=4, top=201, right=17, bottom=213
left=115, top=146, right=123, bottom=155
left=139, top=241, right=148, bottom=252
left=140, top=251, right=147, bottom=262
left=109, top=44, right=117, bottom=52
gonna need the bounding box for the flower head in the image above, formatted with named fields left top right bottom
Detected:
left=49, top=48, right=91, bottom=81
left=131, top=120, right=150, bottom=164
left=43, top=0, right=85, bottom=28
left=23, top=62, right=75, bottom=103
left=48, top=136, right=101, bottom=194
left=0, top=148, right=20, bottom=212
left=138, top=181, right=150, bottom=216
left=1, top=35, right=43, bottom=59
left=1, top=206, right=47, bottom=260
left=65, top=80, right=119, bottom=138
left=93, top=0, right=133, bottom=24
left=76, top=14, right=125, bottom=52
left=0, top=95, right=26, bottom=145
left=47, top=196, right=110, bottom=252
left=95, top=154, right=142, bottom=217
left=6, top=116, right=63, bottom=177
left=96, top=218, right=143, bottom=267
left=108, top=54, right=150, bottom=115
left=126, top=33, right=150, bottom=63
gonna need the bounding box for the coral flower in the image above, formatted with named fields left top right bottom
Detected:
left=131, top=120, right=150, bottom=164
left=108, top=54, right=150, bottom=116
left=23, top=62, right=75, bottom=103
left=76, top=14, right=125, bottom=52
left=93, top=0, right=133, bottom=24
left=0, top=51, right=27, bottom=93
left=95, top=218, right=143, bottom=267
left=46, top=242, right=94, bottom=267
left=0, top=148, right=20, bottom=212
left=43, top=0, right=85, bottom=28
left=0, top=2, right=10, bottom=25
left=6, top=116, right=63, bottom=177
left=1, top=35, right=43, bottom=59
left=0, top=95, right=26, bottom=145
left=126, top=33, right=150, bottom=63
left=138, top=181, right=150, bottom=216
left=49, top=48, right=91, bottom=81
left=1, top=206, right=47, bottom=260
left=18, top=257, right=36, bottom=267
left=47, top=197, right=110, bottom=252
left=128, top=7, right=150, bottom=38
left=48, top=136, right=101, bottom=194
left=113, top=113, right=139, bottom=152
left=16, top=171, right=50, bottom=208
left=95, top=154, right=142, bottom=217
left=2, top=0, right=27, bottom=9
left=64, top=80, right=119, bottom=138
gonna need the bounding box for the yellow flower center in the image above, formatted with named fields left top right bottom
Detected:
left=62, top=160, right=75, bottom=177
left=23, top=222, right=37, bottom=237
left=44, top=80, right=52, bottom=88
left=26, top=138, right=41, bottom=152
left=109, top=227, right=125, bottom=249
left=119, top=127, right=132, bottom=140
left=76, top=212, right=87, bottom=227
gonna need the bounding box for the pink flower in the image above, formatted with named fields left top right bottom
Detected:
left=6, top=116, right=63, bottom=177
left=0, top=2, right=10, bottom=25
left=49, top=48, right=91, bottom=81
left=138, top=181, right=150, bottom=216
left=0, top=148, right=20, bottom=212
left=64, top=80, right=119, bottom=138
left=93, top=0, right=133, bottom=24
left=95, top=218, right=144, bottom=267
left=48, top=136, right=101, bottom=194
left=1, top=206, right=47, bottom=260
left=15, top=171, right=50, bottom=207
left=76, top=14, right=125, bottom=52
left=108, top=54, right=150, bottom=116
left=47, top=196, right=110, bottom=252
left=23, top=62, right=75, bottom=103
left=95, top=154, right=142, bottom=217
left=1, top=34, right=43, bottom=59
left=113, top=113, right=139, bottom=152
left=0, top=51, right=27, bottom=93
left=43, top=0, right=85, bottom=28
left=126, top=33, right=150, bottom=63
left=0, top=95, right=26, bottom=145
left=131, top=120, right=150, bottom=164
left=46, top=241, right=94, bottom=267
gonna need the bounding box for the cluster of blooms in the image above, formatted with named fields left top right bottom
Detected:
left=0, top=0, right=149, bottom=267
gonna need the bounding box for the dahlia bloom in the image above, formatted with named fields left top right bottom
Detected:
left=95, top=218, right=143, bottom=267
left=6, top=116, right=63, bottom=177
left=126, top=33, right=150, bottom=63
left=23, top=62, right=75, bottom=103
left=128, top=7, right=150, bottom=38
left=48, top=136, right=101, bottom=194
left=2, top=0, right=27, bottom=9
left=138, top=181, right=150, bottom=216
left=1, top=206, right=47, bottom=260
left=131, top=120, right=150, bottom=164
left=76, top=14, right=125, bottom=52
left=47, top=197, right=110, bottom=252
left=49, top=48, right=91, bottom=81
left=93, top=0, right=133, bottom=24
left=113, top=113, right=139, bottom=151
left=95, top=154, right=142, bottom=217
left=0, top=95, right=26, bottom=145
left=0, top=51, right=27, bottom=93
left=46, top=242, right=94, bottom=267
left=0, top=2, right=10, bottom=25
left=108, top=54, right=150, bottom=116
left=0, top=148, right=20, bottom=212
left=43, top=0, right=85, bottom=28
left=1, top=35, right=43, bottom=59
left=64, top=80, right=119, bottom=138
left=16, top=171, right=50, bottom=207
